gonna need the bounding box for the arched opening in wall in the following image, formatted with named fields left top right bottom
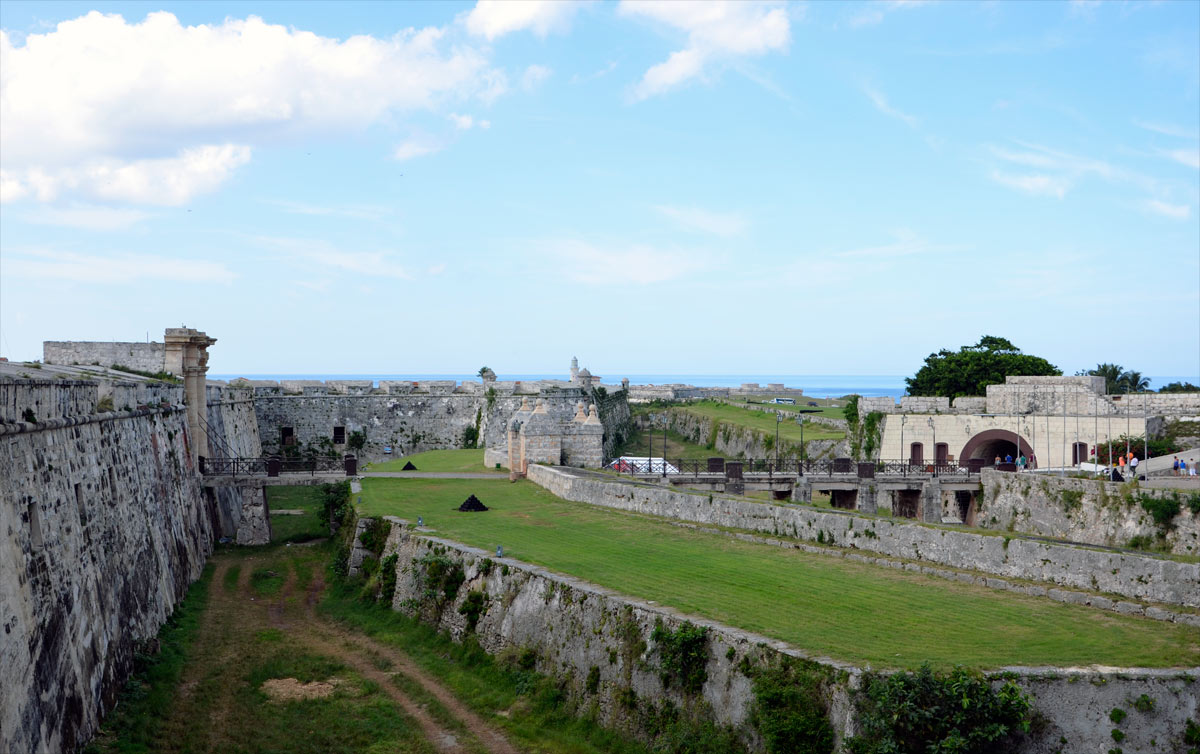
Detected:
left=830, top=489, right=858, bottom=510
left=959, top=430, right=1034, bottom=466
left=1071, top=442, right=1088, bottom=466
left=910, top=442, right=924, bottom=464
left=935, top=443, right=949, bottom=464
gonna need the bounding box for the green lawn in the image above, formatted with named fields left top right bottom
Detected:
left=267, top=486, right=329, bottom=543
left=367, top=448, right=502, bottom=474
left=359, top=478, right=1200, bottom=671
left=671, top=400, right=845, bottom=442
left=617, top=427, right=716, bottom=460
left=728, top=397, right=847, bottom=421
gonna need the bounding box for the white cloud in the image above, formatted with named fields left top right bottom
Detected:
left=4, top=248, right=235, bottom=283
left=990, top=171, right=1070, bottom=198
left=2, top=144, right=251, bottom=206
left=427, top=263, right=446, bottom=275
left=394, top=138, right=444, bottom=161
left=1144, top=199, right=1191, bottom=220
left=849, top=0, right=930, bottom=28
left=0, top=12, right=503, bottom=204
left=863, top=86, right=917, bottom=127
left=541, top=239, right=706, bottom=285
left=258, top=237, right=410, bottom=279
left=22, top=204, right=152, bottom=230
left=448, top=113, right=490, bottom=130
left=618, top=1, right=790, bottom=100
left=1164, top=148, right=1200, bottom=170
left=654, top=205, right=746, bottom=237
left=464, top=1, right=584, bottom=39
left=1133, top=120, right=1200, bottom=140
left=521, top=64, right=553, bottom=91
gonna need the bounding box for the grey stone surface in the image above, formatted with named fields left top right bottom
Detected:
left=978, top=469, right=1200, bottom=556
left=43, top=340, right=166, bottom=375
left=0, top=394, right=210, bottom=754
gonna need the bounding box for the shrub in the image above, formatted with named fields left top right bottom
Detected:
left=417, top=553, right=465, bottom=606
left=1138, top=494, right=1181, bottom=530
left=358, top=518, right=391, bottom=557
left=651, top=619, right=709, bottom=695
left=1110, top=708, right=1127, bottom=724
left=748, top=657, right=833, bottom=754
left=458, top=590, right=487, bottom=631
left=845, top=665, right=1032, bottom=754
left=586, top=665, right=601, bottom=695
left=377, top=554, right=398, bottom=604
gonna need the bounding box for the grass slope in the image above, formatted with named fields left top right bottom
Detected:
left=667, top=400, right=845, bottom=443
left=368, top=448, right=502, bottom=474
left=267, top=486, right=329, bottom=543
left=360, top=477, right=1200, bottom=671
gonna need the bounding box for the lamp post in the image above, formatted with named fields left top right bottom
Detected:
left=775, top=411, right=782, bottom=467
left=797, top=415, right=805, bottom=472
left=900, top=414, right=906, bottom=468
left=928, top=417, right=936, bottom=473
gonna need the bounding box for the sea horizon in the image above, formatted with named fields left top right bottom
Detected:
left=206, top=373, right=1198, bottom=400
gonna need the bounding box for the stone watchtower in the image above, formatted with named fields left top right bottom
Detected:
left=164, top=328, right=216, bottom=461
left=570, top=356, right=579, bottom=382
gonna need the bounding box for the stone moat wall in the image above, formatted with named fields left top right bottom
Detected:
left=527, top=466, right=1200, bottom=609
left=363, top=520, right=1198, bottom=754
left=978, top=470, right=1200, bottom=556
left=0, top=390, right=210, bottom=754
left=0, top=379, right=262, bottom=753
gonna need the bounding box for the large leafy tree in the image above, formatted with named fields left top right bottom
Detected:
left=1160, top=381, right=1199, bottom=393
left=905, top=336, right=1060, bottom=399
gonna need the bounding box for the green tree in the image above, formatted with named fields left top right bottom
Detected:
left=1117, top=370, right=1150, bottom=393
left=905, top=336, right=1060, bottom=399
left=1078, top=363, right=1125, bottom=394
left=477, top=366, right=491, bottom=378
left=1160, top=381, right=1199, bottom=393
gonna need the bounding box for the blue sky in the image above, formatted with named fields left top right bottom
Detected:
left=1, top=1, right=1197, bottom=382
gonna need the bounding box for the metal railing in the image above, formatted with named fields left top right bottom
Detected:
left=607, top=457, right=985, bottom=479
left=200, top=454, right=351, bottom=477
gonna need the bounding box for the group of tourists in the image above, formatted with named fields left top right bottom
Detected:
left=1173, top=456, right=1197, bottom=477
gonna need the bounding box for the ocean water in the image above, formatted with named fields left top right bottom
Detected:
left=208, top=373, right=909, bottom=398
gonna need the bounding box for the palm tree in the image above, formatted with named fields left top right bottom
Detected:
left=1084, top=363, right=1125, bottom=394
left=1118, top=370, right=1150, bottom=394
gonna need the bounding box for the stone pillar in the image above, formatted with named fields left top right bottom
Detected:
left=857, top=482, right=878, bottom=515
left=921, top=480, right=943, bottom=523
left=235, top=487, right=271, bottom=545
left=164, top=327, right=217, bottom=462
left=791, top=480, right=812, bottom=503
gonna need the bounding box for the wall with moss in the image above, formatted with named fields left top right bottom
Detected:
left=977, top=470, right=1200, bottom=556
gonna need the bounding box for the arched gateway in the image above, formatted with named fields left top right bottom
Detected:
left=960, top=429, right=1034, bottom=466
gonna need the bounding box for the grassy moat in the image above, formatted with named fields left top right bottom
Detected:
left=360, top=476, right=1200, bottom=671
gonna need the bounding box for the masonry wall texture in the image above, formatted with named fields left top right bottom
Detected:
left=976, top=469, right=1200, bottom=556
left=0, top=385, right=211, bottom=754
left=527, top=465, right=1200, bottom=609
left=371, top=519, right=1198, bottom=754
left=43, top=341, right=166, bottom=375
left=250, top=382, right=629, bottom=465
left=203, top=385, right=266, bottom=542
left=639, top=408, right=847, bottom=461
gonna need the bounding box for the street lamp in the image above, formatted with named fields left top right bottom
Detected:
left=796, top=414, right=806, bottom=473
left=900, top=414, right=906, bottom=467
left=775, top=411, right=783, bottom=467
left=928, top=417, right=936, bottom=472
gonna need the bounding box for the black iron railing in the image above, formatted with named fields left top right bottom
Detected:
left=606, top=458, right=985, bottom=479
left=200, top=455, right=352, bottom=476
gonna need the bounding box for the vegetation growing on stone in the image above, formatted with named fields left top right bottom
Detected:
left=845, top=664, right=1032, bottom=754
left=650, top=619, right=709, bottom=694
left=747, top=656, right=834, bottom=754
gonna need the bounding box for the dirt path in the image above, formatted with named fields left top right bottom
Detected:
left=216, top=550, right=521, bottom=754
left=305, top=574, right=521, bottom=754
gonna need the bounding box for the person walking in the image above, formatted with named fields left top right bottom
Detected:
left=1130, top=455, right=1139, bottom=479
left=1173, top=456, right=1181, bottom=476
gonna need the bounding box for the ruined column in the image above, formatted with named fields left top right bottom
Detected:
left=164, top=327, right=216, bottom=463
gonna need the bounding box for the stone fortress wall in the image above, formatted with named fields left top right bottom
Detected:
left=368, top=519, right=1198, bottom=754
left=43, top=340, right=166, bottom=375
left=0, top=379, right=210, bottom=754
left=243, top=358, right=632, bottom=467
